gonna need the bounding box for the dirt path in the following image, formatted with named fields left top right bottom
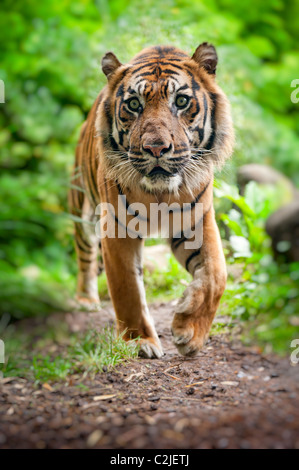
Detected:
left=0, top=302, right=299, bottom=449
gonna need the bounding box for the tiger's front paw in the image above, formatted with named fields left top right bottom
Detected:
left=138, top=337, right=164, bottom=359
left=171, top=279, right=212, bottom=356
left=171, top=268, right=225, bottom=356
left=171, top=313, right=210, bottom=357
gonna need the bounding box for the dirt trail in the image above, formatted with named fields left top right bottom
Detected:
left=0, top=302, right=299, bottom=449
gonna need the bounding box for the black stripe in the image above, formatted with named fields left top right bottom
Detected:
left=203, top=92, right=208, bottom=127
left=177, top=84, right=189, bottom=93
left=205, top=92, right=217, bottom=150
left=87, top=138, right=99, bottom=207
left=185, top=249, right=201, bottom=272
left=168, top=157, right=185, bottom=162
left=159, top=68, right=180, bottom=76
left=193, top=262, right=202, bottom=272
left=104, top=178, right=143, bottom=238
left=135, top=70, right=180, bottom=79
left=171, top=214, right=204, bottom=249
left=129, top=149, right=143, bottom=156
left=116, top=83, right=124, bottom=97
left=79, top=257, right=91, bottom=264
left=184, top=179, right=210, bottom=212
left=130, top=62, right=158, bottom=75
left=110, top=68, right=130, bottom=93
left=193, top=126, right=204, bottom=143
left=75, top=224, right=93, bottom=249
left=162, top=81, right=169, bottom=98
left=103, top=98, right=112, bottom=127
left=75, top=234, right=92, bottom=254
left=109, top=135, right=119, bottom=151
left=173, top=145, right=188, bottom=154
left=129, top=156, right=145, bottom=162
left=172, top=204, right=212, bottom=248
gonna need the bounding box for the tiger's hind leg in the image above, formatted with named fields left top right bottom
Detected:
left=75, top=223, right=100, bottom=305
left=69, top=188, right=100, bottom=306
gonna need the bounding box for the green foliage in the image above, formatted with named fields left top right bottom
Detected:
left=144, top=255, right=191, bottom=301
left=32, top=355, right=73, bottom=382
left=215, top=182, right=299, bottom=353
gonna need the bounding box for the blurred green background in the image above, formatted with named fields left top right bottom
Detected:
left=0, top=0, right=298, bottom=352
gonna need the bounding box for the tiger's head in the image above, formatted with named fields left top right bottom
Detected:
left=99, top=43, right=234, bottom=195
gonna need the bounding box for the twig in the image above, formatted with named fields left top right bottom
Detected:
left=185, top=381, right=205, bottom=388
left=162, top=363, right=184, bottom=381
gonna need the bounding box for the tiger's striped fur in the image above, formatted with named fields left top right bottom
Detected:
left=69, top=43, right=234, bottom=358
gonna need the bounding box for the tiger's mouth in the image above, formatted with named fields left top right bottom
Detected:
left=147, top=166, right=174, bottom=178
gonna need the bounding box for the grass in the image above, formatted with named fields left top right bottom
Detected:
left=32, top=355, right=73, bottom=382
left=71, top=327, right=140, bottom=378
left=0, top=325, right=140, bottom=383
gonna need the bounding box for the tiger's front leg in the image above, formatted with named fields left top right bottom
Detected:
left=171, top=207, right=227, bottom=356
left=101, top=234, right=163, bottom=359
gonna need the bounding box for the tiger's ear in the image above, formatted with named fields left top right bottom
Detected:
left=191, top=43, right=218, bottom=75
left=101, top=52, right=122, bottom=79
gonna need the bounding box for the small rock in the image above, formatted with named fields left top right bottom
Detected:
left=148, top=396, right=160, bottom=402
left=221, top=381, right=239, bottom=387
left=266, top=200, right=299, bottom=262
left=237, top=164, right=297, bottom=200
left=86, top=430, right=103, bottom=448
left=237, top=371, right=247, bottom=378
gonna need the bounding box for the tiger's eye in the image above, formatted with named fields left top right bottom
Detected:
left=175, top=95, right=189, bottom=108
left=128, top=98, right=141, bottom=111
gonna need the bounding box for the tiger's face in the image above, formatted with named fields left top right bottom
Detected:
left=101, top=44, right=233, bottom=194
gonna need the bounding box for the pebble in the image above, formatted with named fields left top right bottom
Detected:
left=86, top=430, right=103, bottom=448
left=150, top=404, right=158, bottom=411
left=148, top=396, right=160, bottom=402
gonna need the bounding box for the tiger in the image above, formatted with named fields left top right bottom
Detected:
left=69, top=42, right=234, bottom=358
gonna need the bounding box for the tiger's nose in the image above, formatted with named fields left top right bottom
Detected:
left=142, top=143, right=172, bottom=158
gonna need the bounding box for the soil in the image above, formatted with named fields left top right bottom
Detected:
left=0, top=302, right=299, bottom=449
